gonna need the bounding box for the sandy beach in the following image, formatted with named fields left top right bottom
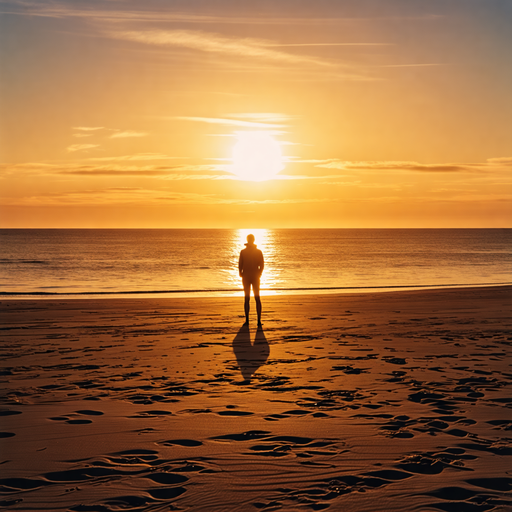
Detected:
left=1, top=286, right=511, bottom=511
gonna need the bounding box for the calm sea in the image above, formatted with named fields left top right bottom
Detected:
left=0, top=229, right=510, bottom=297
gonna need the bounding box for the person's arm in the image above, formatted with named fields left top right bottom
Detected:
left=238, top=251, right=243, bottom=277
left=259, top=251, right=264, bottom=275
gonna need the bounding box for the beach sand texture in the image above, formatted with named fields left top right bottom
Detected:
left=1, top=286, right=511, bottom=511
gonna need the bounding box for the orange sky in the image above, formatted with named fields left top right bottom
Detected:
left=1, top=0, right=511, bottom=228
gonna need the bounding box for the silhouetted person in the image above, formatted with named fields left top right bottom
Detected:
left=239, top=234, right=264, bottom=327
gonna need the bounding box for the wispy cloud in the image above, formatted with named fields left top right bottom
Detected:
left=0, top=160, right=229, bottom=179
left=60, top=171, right=231, bottom=180
left=73, top=126, right=105, bottom=131
left=316, top=160, right=489, bottom=173
left=87, top=153, right=188, bottom=162
left=174, top=116, right=286, bottom=129
left=67, top=144, right=100, bottom=152
left=70, top=126, right=149, bottom=140
left=5, top=157, right=510, bottom=183
left=487, top=157, right=512, bottom=165
left=1, top=160, right=337, bottom=182
left=266, top=42, right=393, bottom=47
left=227, top=113, right=297, bottom=123
left=1, top=3, right=423, bottom=26
left=110, top=130, right=148, bottom=139
left=3, top=5, right=377, bottom=80
left=60, top=169, right=180, bottom=177
left=109, top=29, right=335, bottom=68
left=0, top=187, right=220, bottom=206
left=59, top=163, right=227, bottom=178
left=1, top=185, right=331, bottom=206
left=415, top=193, right=512, bottom=204
left=379, top=63, right=444, bottom=68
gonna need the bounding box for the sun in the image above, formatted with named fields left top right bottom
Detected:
left=231, top=131, right=284, bottom=181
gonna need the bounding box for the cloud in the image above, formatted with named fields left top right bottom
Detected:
left=60, top=162, right=227, bottom=177
left=227, top=113, right=297, bottom=123
left=487, top=157, right=512, bottom=165
left=87, top=153, right=187, bottom=162
left=5, top=156, right=509, bottom=184
left=316, top=158, right=512, bottom=174
left=267, top=42, right=393, bottom=47
left=1, top=185, right=331, bottom=207
left=316, top=160, right=482, bottom=173
left=416, top=193, right=512, bottom=204
left=73, top=126, right=105, bottom=131
left=110, top=131, right=148, bottom=139
left=380, top=63, right=444, bottom=68
left=174, top=116, right=286, bottom=129
left=0, top=160, right=352, bottom=183
left=1, top=2, right=441, bottom=26
left=5, top=5, right=373, bottom=80
left=67, top=144, right=100, bottom=152
left=109, top=29, right=335, bottom=68
left=0, top=187, right=219, bottom=206
left=59, top=167, right=229, bottom=179
left=60, top=169, right=179, bottom=176
left=0, top=162, right=54, bottom=177
left=0, top=161, right=227, bottom=179
left=288, top=158, right=335, bottom=164
left=71, top=126, right=148, bottom=139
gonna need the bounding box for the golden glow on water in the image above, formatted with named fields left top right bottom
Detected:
left=227, top=228, right=281, bottom=295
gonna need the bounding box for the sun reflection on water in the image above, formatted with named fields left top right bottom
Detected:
left=227, top=229, right=281, bottom=295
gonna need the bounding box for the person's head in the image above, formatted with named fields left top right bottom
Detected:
left=247, top=234, right=255, bottom=244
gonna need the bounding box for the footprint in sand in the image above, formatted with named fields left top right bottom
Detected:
left=158, top=439, right=203, bottom=447
left=147, top=487, right=187, bottom=500
left=211, top=431, right=271, bottom=442
left=145, top=473, right=189, bottom=485
left=75, top=410, right=104, bottom=416
left=129, top=410, right=173, bottom=418
left=0, top=477, right=51, bottom=493
left=264, top=409, right=316, bottom=422
left=48, top=410, right=104, bottom=424
left=365, top=469, right=412, bottom=481
left=396, top=447, right=477, bottom=474
left=383, top=356, right=407, bottom=365
left=217, top=410, right=254, bottom=416
left=264, top=413, right=289, bottom=421
left=425, top=480, right=512, bottom=510
left=466, top=477, right=512, bottom=492
left=487, top=419, right=512, bottom=431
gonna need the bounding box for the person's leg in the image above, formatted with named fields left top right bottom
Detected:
left=253, top=278, right=262, bottom=326
left=255, top=296, right=262, bottom=326
left=244, top=297, right=250, bottom=324
left=242, top=277, right=251, bottom=325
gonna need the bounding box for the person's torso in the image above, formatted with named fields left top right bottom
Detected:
left=241, top=247, right=262, bottom=273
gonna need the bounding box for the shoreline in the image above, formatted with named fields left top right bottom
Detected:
left=1, top=281, right=510, bottom=299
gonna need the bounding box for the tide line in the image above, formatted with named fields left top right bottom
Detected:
left=1, top=282, right=510, bottom=296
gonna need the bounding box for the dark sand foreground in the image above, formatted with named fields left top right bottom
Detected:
left=1, top=286, right=511, bottom=511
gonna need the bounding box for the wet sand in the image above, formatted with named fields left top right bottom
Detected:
left=1, top=286, right=511, bottom=511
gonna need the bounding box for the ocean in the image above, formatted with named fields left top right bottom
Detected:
left=0, top=229, right=510, bottom=297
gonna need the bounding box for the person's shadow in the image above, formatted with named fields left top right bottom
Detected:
left=232, top=325, right=269, bottom=382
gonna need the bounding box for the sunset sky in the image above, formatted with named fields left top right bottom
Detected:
left=1, top=0, right=511, bottom=228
